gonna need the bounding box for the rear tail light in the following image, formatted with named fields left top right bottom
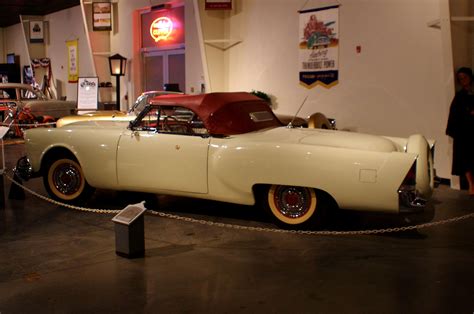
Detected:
left=398, top=159, right=426, bottom=211
left=400, top=160, right=416, bottom=189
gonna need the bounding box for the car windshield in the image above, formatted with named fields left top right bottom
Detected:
left=133, top=105, right=207, bottom=136
left=130, top=91, right=184, bottom=116
left=130, top=93, right=151, bottom=116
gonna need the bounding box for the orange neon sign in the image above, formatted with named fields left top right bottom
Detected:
left=150, top=17, right=173, bottom=42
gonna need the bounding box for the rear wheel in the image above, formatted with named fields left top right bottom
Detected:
left=43, top=157, right=94, bottom=204
left=265, top=185, right=321, bottom=227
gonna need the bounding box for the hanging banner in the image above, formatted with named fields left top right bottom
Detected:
left=67, top=39, right=79, bottom=83
left=298, top=5, right=339, bottom=89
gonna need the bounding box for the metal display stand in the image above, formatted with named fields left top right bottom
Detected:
left=112, top=202, right=147, bottom=258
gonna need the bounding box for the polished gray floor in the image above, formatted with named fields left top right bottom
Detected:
left=1, top=143, right=474, bottom=314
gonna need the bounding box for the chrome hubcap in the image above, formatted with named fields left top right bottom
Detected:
left=273, top=186, right=311, bottom=219
left=53, top=163, right=82, bottom=195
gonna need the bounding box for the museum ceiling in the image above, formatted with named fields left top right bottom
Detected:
left=0, top=0, right=79, bottom=28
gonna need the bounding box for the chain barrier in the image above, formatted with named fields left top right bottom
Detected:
left=4, top=172, right=474, bottom=236
left=0, top=121, right=56, bottom=127
left=5, top=172, right=120, bottom=215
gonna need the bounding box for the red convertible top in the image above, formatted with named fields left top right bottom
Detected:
left=149, top=92, right=282, bottom=135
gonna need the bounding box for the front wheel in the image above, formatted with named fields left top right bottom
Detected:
left=265, top=185, right=322, bottom=228
left=43, top=157, right=94, bottom=204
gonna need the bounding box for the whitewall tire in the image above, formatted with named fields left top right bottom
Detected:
left=267, top=185, right=317, bottom=225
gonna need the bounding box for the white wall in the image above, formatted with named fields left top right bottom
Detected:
left=1, top=6, right=93, bottom=101
left=218, top=0, right=452, bottom=178
left=185, top=1, right=206, bottom=95
left=109, top=0, right=149, bottom=108
left=3, top=23, right=29, bottom=72
left=110, top=0, right=204, bottom=108
left=45, top=6, right=95, bottom=101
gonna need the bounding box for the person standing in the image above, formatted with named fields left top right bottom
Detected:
left=446, top=67, right=474, bottom=196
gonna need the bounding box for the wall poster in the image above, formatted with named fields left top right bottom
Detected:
left=298, top=5, right=339, bottom=89
left=29, top=21, right=44, bottom=43
left=77, top=77, right=98, bottom=110
left=67, top=39, right=79, bottom=83
left=93, top=2, right=112, bottom=31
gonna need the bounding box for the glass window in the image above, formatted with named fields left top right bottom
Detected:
left=134, top=105, right=207, bottom=136
left=135, top=107, right=159, bottom=131
left=158, top=106, right=206, bottom=136
left=131, top=94, right=149, bottom=115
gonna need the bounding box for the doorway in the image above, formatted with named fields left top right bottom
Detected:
left=144, top=49, right=185, bottom=92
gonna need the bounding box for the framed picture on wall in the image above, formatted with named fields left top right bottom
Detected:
left=93, top=2, right=112, bottom=31
left=29, top=21, right=44, bottom=43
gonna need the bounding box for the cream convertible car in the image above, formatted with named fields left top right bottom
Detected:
left=19, top=92, right=435, bottom=227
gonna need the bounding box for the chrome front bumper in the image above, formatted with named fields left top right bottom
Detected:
left=14, top=156, right=37, bottom=181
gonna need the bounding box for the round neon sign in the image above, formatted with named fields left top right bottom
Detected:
left=150, top=17, right=173, bottom=42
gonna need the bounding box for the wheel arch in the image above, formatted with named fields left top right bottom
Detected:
left=252, top=183, right=339, bottom=209
left=252, top=183, right=339, bottom=227
left=40, top=146, right=78, bottom=175
left=41, top=150, right=95, bottom=204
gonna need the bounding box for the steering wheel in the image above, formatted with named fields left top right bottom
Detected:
left=162, top=116, right=178, bottom=132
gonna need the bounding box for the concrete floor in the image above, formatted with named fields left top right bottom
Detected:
left=1, top=142, right=474, bottom=314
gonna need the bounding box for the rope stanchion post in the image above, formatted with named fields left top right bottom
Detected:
left=0, top=171, right=5, bottom=209
left=8, top=170, right=25, bottom=200
left=0, top=134, right=6, bottom=209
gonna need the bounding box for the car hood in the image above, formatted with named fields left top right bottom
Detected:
left=80, top=110, right=126, bottom=117
left=56, top=112, right=135, bottom=127
left=23, top=99, right=76, bottom=107
left=241, top=127, right=401, bottom=153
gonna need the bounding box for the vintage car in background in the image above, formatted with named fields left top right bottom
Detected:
left=56, top=90, right=181, bottom=128
left=19, top=92, right=435, bottom=228
left=277, top=112, right=336, bottom=129
left=0, top=83, right=76, bottom=119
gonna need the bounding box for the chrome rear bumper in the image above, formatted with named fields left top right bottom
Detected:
left=398, top=187, right=427, bottom=213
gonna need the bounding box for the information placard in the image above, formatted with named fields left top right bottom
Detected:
left=77, top=77, right=98, bottom=110
left=112, top=202, right=147, bottom=226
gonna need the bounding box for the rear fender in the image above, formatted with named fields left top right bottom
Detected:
left=406, top=134, right=433, bottom=198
